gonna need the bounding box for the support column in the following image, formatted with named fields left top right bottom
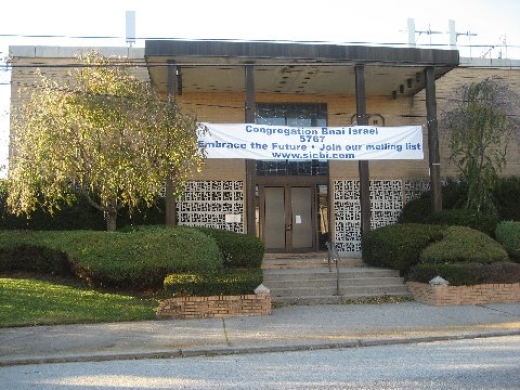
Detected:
left=425, top=66, right=442, bottom=213
left=355, top=65, right=371, bottom=241
left=165, top=60, right=177, bottom=226
left=245, top=63, right=256, bottom=236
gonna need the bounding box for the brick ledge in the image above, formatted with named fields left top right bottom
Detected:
left=156, top=293, right=272, bottom=319
left=406, top=281, right=520, bottom=306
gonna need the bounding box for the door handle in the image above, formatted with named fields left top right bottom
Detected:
left=286, top=223, right=292, bottom=232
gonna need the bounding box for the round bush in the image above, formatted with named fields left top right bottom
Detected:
left=419, top=226, right=508, bottom=264
left=362, top=223, right=445, bottom=273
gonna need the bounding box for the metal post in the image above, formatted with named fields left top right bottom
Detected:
left=245, top=63, right=256, bottom=236
left=165, top=60, right=177, bottom=226
left=425, top=66, right=442, bottom=213
left=407, top=18, right=416, bottom=47
left=355, top=65, right=371, bottom=240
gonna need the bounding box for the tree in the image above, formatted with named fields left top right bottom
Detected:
left=441, top=78, right=520, bottom=213
left=8, top=51, right=204, bottom=231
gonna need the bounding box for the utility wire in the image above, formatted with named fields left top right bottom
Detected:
left=2, top=32, right=520, bottom=50
left=4, top=62, right=520, bottom=70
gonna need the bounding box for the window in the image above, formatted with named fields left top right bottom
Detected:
left=255, top=103, right=328, bottom=176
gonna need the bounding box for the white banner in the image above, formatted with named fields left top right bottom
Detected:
left=197, top=123, right=423, bottom=160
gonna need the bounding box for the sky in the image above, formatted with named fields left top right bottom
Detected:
left=1, top=0, right=520, bottom=177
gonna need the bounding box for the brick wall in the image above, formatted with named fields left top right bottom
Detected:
left=407, top=282, right=520, bottom=306
left=11, top=51, right=520, bottom=183
left=156, top=293, right=272, bottom=319
left=412, top=66, right=520, bottom=178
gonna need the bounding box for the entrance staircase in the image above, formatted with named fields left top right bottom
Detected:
left=262, top=252, right=412, bottom=305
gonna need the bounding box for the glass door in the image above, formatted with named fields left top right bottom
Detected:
left=291, top=187, right=313, bottom=249
left=262, top=185, right=314, bottom=252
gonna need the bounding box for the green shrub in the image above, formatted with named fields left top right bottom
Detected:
left=495, top=221, right=520, bottom=262
left=0, top=244, right=72, bottom=275
left=420, top=226, right=508, bottom=264
left=424, top=208, right=498, bottom=237
left=398, top=196, right=431, bottom=223
left=362, top=223, right=445, bottom=273
left=399, top=180, right=468, bottom=224
left=0, top=227, right=223, bottom=290
left=0, top=190, right=106, bottom=231
left=196, top=227, right=265, bottom=269
left=408, top=262, right=520, bottom=285
left=0, top=182, right=166, bottom=231
left=494, top=176, right=520, bottom=221
left=64, top=227, right=222, bottom=290
left=163, top=269, right=263, bottom=296
left=441, top=180, right=469, bottom=209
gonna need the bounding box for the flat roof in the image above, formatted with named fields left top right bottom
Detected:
left=144, top=40, right=460, bottom=97
left=9, top=42, right=460, bottom=97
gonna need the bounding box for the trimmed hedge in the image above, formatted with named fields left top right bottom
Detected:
left=0, top=244, right=72, bottom=275
left=163, top=269, right=263, bottom=297
left=363, top=223, right=508, bottom=277
left=0, top=227, right=223, bottom=290
left=195, top=227, right=265, bottom=269
left=362, top=223, right=445, bottom=272
left=419, top=226, right=508, bottom=264
left=424, top=209, right=498, bottom=237
left=495, top=221, right=520, bottom=262
left=408, top=262, right=520, bottom=286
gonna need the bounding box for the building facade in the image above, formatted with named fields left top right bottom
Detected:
left=9, top=42, right=520, bottom=256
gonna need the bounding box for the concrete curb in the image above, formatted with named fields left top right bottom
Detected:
left=2, top=329, right=519, bottom=367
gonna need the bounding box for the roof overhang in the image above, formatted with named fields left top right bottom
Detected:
left=144, top=40, right=460, bottom=97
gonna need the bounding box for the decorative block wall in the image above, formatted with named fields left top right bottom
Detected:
left=173, top=179, right=431, bottom=253
left=176, top=181, right=244, bottom=233
left=403, top=180, right=430, bottom=204
left=334, top=179, right=431, bottom=255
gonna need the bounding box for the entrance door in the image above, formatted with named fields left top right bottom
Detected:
left=262, top=186, right=314, bottom=252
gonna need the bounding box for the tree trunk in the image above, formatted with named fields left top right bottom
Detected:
left=105, top=198, right=119, bottom=232
left=165, top=175, right=176, bottom=226
left=106, top=210, right=118, bottom=232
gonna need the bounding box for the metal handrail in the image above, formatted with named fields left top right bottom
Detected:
left=326, top=241, right=341, bottom=296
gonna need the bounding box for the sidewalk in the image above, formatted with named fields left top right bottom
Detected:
left=1, top=301, right=520, bottom=366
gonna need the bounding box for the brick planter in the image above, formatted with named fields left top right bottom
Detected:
left=156, top=293, right=272, bottom=319
left=407, top=281, right=520, bottom=306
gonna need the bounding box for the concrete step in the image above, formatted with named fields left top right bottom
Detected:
left=262, top=257, right=364, bottom=270
left=264, top=276, right=406, bottom=288
left=268, top=284, right=411, bottom=298
left=263, top=267, right=401, bottom=282
left=262, top=265, right=412, bottom=304
left=272, top=292, right=412, bottom=306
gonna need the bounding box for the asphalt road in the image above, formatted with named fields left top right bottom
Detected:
left=2, top=335, right=519, bottom=390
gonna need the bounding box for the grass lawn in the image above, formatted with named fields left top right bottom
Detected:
left=0, top=276, right=158, bottom=327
